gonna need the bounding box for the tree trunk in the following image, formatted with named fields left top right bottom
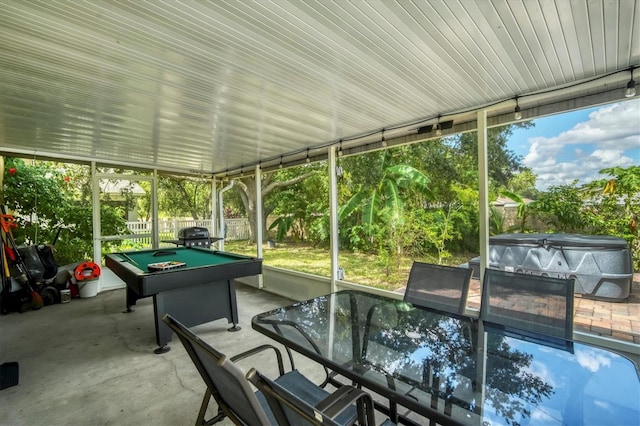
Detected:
left=232, top=171, right=315, bottom=243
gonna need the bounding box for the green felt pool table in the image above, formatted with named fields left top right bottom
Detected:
left=105, top=247, right=262, bottom=353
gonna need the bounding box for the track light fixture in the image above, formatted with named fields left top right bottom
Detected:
left=433, top=116, right=442, bottom=136
left=514, top=96, right=523, bottom=120
left=417, top=125, right=433, bottom=134
left=213, top=67, right=640, bottom=178
left=625, top=68, right=636, bottom=98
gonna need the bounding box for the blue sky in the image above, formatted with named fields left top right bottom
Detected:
left=507, top=98, right=640, bottom=190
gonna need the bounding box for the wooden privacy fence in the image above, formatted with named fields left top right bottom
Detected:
left=125, top=218, right=250, bottom=246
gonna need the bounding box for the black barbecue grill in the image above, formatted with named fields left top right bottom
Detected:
left=162, top=227, right=222, bottom=248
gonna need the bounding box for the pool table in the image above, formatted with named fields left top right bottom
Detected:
left=105, top=247, right=262, bottom=354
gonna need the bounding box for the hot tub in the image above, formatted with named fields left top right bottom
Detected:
left=466, top=233, right=633, bottom=301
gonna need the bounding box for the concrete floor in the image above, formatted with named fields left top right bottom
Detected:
left=0, top=283, right=327, bottom=426
left=2, top=278, right=638, bottom=426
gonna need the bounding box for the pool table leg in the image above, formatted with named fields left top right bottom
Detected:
left=123, top=287, right=139, bottom=313
left=226, top=279, right=242, bottom=331
left=153, top=292, right=175, bottom=353
left=153, top=345, right=170, bottom=354
left=227, top=280, right=241, bottom=332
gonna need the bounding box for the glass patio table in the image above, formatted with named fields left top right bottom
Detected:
left=252, top=290, right=640, bottom=425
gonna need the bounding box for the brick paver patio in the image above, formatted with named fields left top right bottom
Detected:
left=465, top=273, right=640, bottom=344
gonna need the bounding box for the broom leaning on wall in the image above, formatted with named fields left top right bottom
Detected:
left=0, top=157, right=21, bottom=390
left=0, top=209, right=43, bottom=311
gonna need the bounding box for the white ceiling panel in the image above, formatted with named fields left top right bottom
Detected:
left=0, top=0, right=638, bottom=176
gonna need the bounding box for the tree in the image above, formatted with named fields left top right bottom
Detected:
left=399, top=184, right=477, bottom=261
left=388, top=124, right=528, bottom=256
left=598, top=166, right=640, bottom=234
left=531, top=181, right=585, bottom=232
left=454, top=122, right=533, bottom=189
left=484, top=336, right=553, bottom=424
left=135, top=175, right=213, bottom=220
left=336, top=149, right=433, bottom=273
left=499, top=189, right=532, bottom=233
left=506, top=168, right=539, bottom=199
left=584, top=166, right=640, bottom=269
left=159, top=175, right=212, bottom=219
left=335, top=124, right=528, bottom=258
left=339, top=150, right=433, bottom=243
left=231, top=168, right=316, bottom=243
left=489, top=204, right=505, bottom=235
left=268, top=163, right=329, bottom=243
left=2, top=157, right=129, bottom=265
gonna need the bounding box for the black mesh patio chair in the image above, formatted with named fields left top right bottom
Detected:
left=404, top=261, right=473, bottom=316
left=162, top=313, right=365, bottom=426
left=480, top=269, right=575, bottom=343
left=359, top=261, right=474, bottom=424
left=247, top=368, right=393, bottom=426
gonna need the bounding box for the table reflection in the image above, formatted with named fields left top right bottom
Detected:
left=252, top=290, right=640, bottom=425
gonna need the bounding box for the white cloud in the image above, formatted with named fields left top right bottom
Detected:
left=575, top=349, right=612, bottom=373
left=523, top=99, right=640, bottom=190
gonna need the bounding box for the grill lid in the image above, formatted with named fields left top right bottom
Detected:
left=178, top=227, right=210, bottom=240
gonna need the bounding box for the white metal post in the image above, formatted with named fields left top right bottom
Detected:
left=477, top=109, right=489, bottom=286
left=151, top=169, right=158, bottom=248
left=476, top=109, right=489, bottom=409
left=91, top=162, right=101, bottom=267
left=211, top=177, right=217, bottom=247
left=329, top=145, right=339, bottom=293
left=255, top=165, right=263, bottom=260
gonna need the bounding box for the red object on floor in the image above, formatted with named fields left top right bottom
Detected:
left=68, top=279, right=80, bottom=298
left=74, top=262, right=101, bottom=281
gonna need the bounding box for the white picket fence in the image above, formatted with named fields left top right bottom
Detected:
left=125, top=218, right=250, bottom=246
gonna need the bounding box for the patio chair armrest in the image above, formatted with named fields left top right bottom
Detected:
left=315, top=385, right=376, bottom=425
left=272, top=320, right=332, bottom=387
left=230, top=344, right=286, bottom=376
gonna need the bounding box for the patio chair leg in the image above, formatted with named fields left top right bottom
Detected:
left=196, top=388, right=226, bottom=426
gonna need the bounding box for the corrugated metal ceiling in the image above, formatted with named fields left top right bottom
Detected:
left=0, top=0, right=638, bottom=176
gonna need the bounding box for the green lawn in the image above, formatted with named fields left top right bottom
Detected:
left=224, top=240, right=474, bottom=291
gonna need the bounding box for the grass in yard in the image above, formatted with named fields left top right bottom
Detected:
left=223, top=240, right=474, bottom=292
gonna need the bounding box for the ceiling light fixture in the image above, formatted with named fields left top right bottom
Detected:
left=433, top=116, right=442, bottom=136
left=625, top=68, right=636, bottom=98
left=381, top=129, right=387, bottom=147
left=514, top=96, right=523, bottom=120
left=306, top=148, right=311, bottom=163
left=338, top=140, right=343, bottom=157
left=279, top=156, right=283, bottom=169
